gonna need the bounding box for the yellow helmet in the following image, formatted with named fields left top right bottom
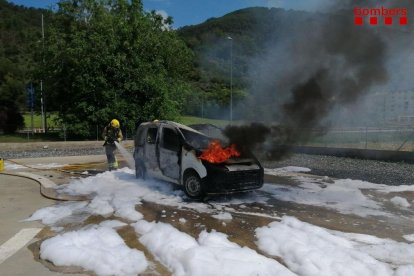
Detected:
left=110, top=119, right=120, bottom=128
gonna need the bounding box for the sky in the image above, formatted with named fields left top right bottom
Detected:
left=8, top=0, right=324, bottom=28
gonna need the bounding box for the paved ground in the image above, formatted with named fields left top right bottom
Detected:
left=0, top=174, right=65, bottom=275
left=1, top=154, right=413, bottom=275
left=0, top=156, right=106, bottom=276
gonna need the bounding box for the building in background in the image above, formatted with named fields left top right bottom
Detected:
left=371, top=89, right=414, bottom=125
left=328, top=89, right=414, bottom=127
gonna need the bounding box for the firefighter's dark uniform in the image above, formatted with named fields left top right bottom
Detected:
left=102, top=124, right=123, bottom=170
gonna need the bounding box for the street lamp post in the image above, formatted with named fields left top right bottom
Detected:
left=227, top=36, right=233, bottom=122
left=201, top=93, right=204, bottom=118
left=41, top=14, right=46, bottom=133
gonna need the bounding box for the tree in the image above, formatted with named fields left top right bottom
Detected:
left=0, top=1, right=48, bottom=133
left=39, top=0, right=193, bottom=138
left=0, top=57, right=26, bottom=133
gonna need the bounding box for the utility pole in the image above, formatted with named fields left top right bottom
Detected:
left=29, top=83, right=34, bottom=134
left=227, top=36, right=233, bottom=122
left=201, top=93, right=204, bottom=118
left=41, top=14, right=47, bottom=132
left=41, top=80, right=45, bottom=132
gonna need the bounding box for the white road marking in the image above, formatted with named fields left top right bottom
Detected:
left=0, top=228, right=42, bottom=264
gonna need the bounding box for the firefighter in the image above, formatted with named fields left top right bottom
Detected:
left=102, top=119, right=123, bottom=170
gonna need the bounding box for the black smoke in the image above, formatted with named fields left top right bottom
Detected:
left=222, top=123, right=270, bottom=156
left=224, top=0, right=414, bottom=160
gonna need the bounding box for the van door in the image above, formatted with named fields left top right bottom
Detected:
left=159, top=126, right=181, bottom=180
left=143, top=127, right=159, bottom=173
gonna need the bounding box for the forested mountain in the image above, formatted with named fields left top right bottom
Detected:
left=177, top=7, right=316, bottom=118
left=179, top=7, right=275, bottom=85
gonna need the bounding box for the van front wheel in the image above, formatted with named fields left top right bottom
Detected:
left=183, top=172, right=205, bottom=199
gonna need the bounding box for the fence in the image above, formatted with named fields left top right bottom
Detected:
left=15, top=125, right=132, bottom=142
left=18, top=128, right=49, bottom=134
left=299, top=127, right=414, bottom=151
left=9, top=124, right=414, bottom=152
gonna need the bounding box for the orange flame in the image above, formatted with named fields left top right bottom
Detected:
left=199, top=140, right=240, bottom=163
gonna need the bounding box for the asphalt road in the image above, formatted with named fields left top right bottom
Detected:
left=0, top=174, right=61, bottom=275
left=0, top=156, right=103, bottom=276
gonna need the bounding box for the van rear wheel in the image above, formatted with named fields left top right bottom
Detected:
left=183, top=172, right=205, bottom=199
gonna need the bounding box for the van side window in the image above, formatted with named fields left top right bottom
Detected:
left=147, top=128, right=158, bottom=144
left=162, top=128, right=180, bottom=151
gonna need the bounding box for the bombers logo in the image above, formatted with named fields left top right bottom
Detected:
left=354, top=6, right=408, bottom=25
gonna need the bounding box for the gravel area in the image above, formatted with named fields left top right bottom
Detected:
left=1, top=141, right=412, bottom=186
left=263, top=154, right=414, bottom=186
left=0, top=141, right=134, bottom=159
left=1, top=148, right=106, bottom=159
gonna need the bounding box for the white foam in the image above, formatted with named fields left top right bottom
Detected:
left=403, top=234, right=414, bottom=242
left=212, top=212, right=233, bottom=220
left=25, top=202, right=88, bottom=225
left=390, top=196, right=411, bottom=208
left=256, top=216, right=414, bottom=276
left=262, top=175, right=414, bottom=217
left=265, top=166, right=311, bottom=175
left=40, top=225, right=147, bottom=276
left=98, top=220, right=128, bottom=229
left=133, top=220, right=295, bottom=276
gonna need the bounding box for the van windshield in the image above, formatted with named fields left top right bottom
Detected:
left=179, top=128, right=212, bottom=149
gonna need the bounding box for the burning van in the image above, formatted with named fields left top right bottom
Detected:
left=133, top=120, right=264, bottom=199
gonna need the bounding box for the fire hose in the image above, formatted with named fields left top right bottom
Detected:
left=2, top=158, right=105, bottom=176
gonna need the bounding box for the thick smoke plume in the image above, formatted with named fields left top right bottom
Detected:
left=225, top=0, right=414, bottom=160
left=222, top=123, right=270, bottom=156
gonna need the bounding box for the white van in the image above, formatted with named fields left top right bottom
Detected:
left=133, top=120, right=263, bottom=199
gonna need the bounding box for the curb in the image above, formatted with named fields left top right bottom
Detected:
left=0, top=172, right=86, bottom=201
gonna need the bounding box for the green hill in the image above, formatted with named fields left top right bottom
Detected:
left=177, top=7, right=316, bottom=118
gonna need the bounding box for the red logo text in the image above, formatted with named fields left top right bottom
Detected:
left=354, top=6, right=408, bottom=25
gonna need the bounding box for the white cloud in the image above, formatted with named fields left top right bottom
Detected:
left=155, top=9, right=168, bottom=20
